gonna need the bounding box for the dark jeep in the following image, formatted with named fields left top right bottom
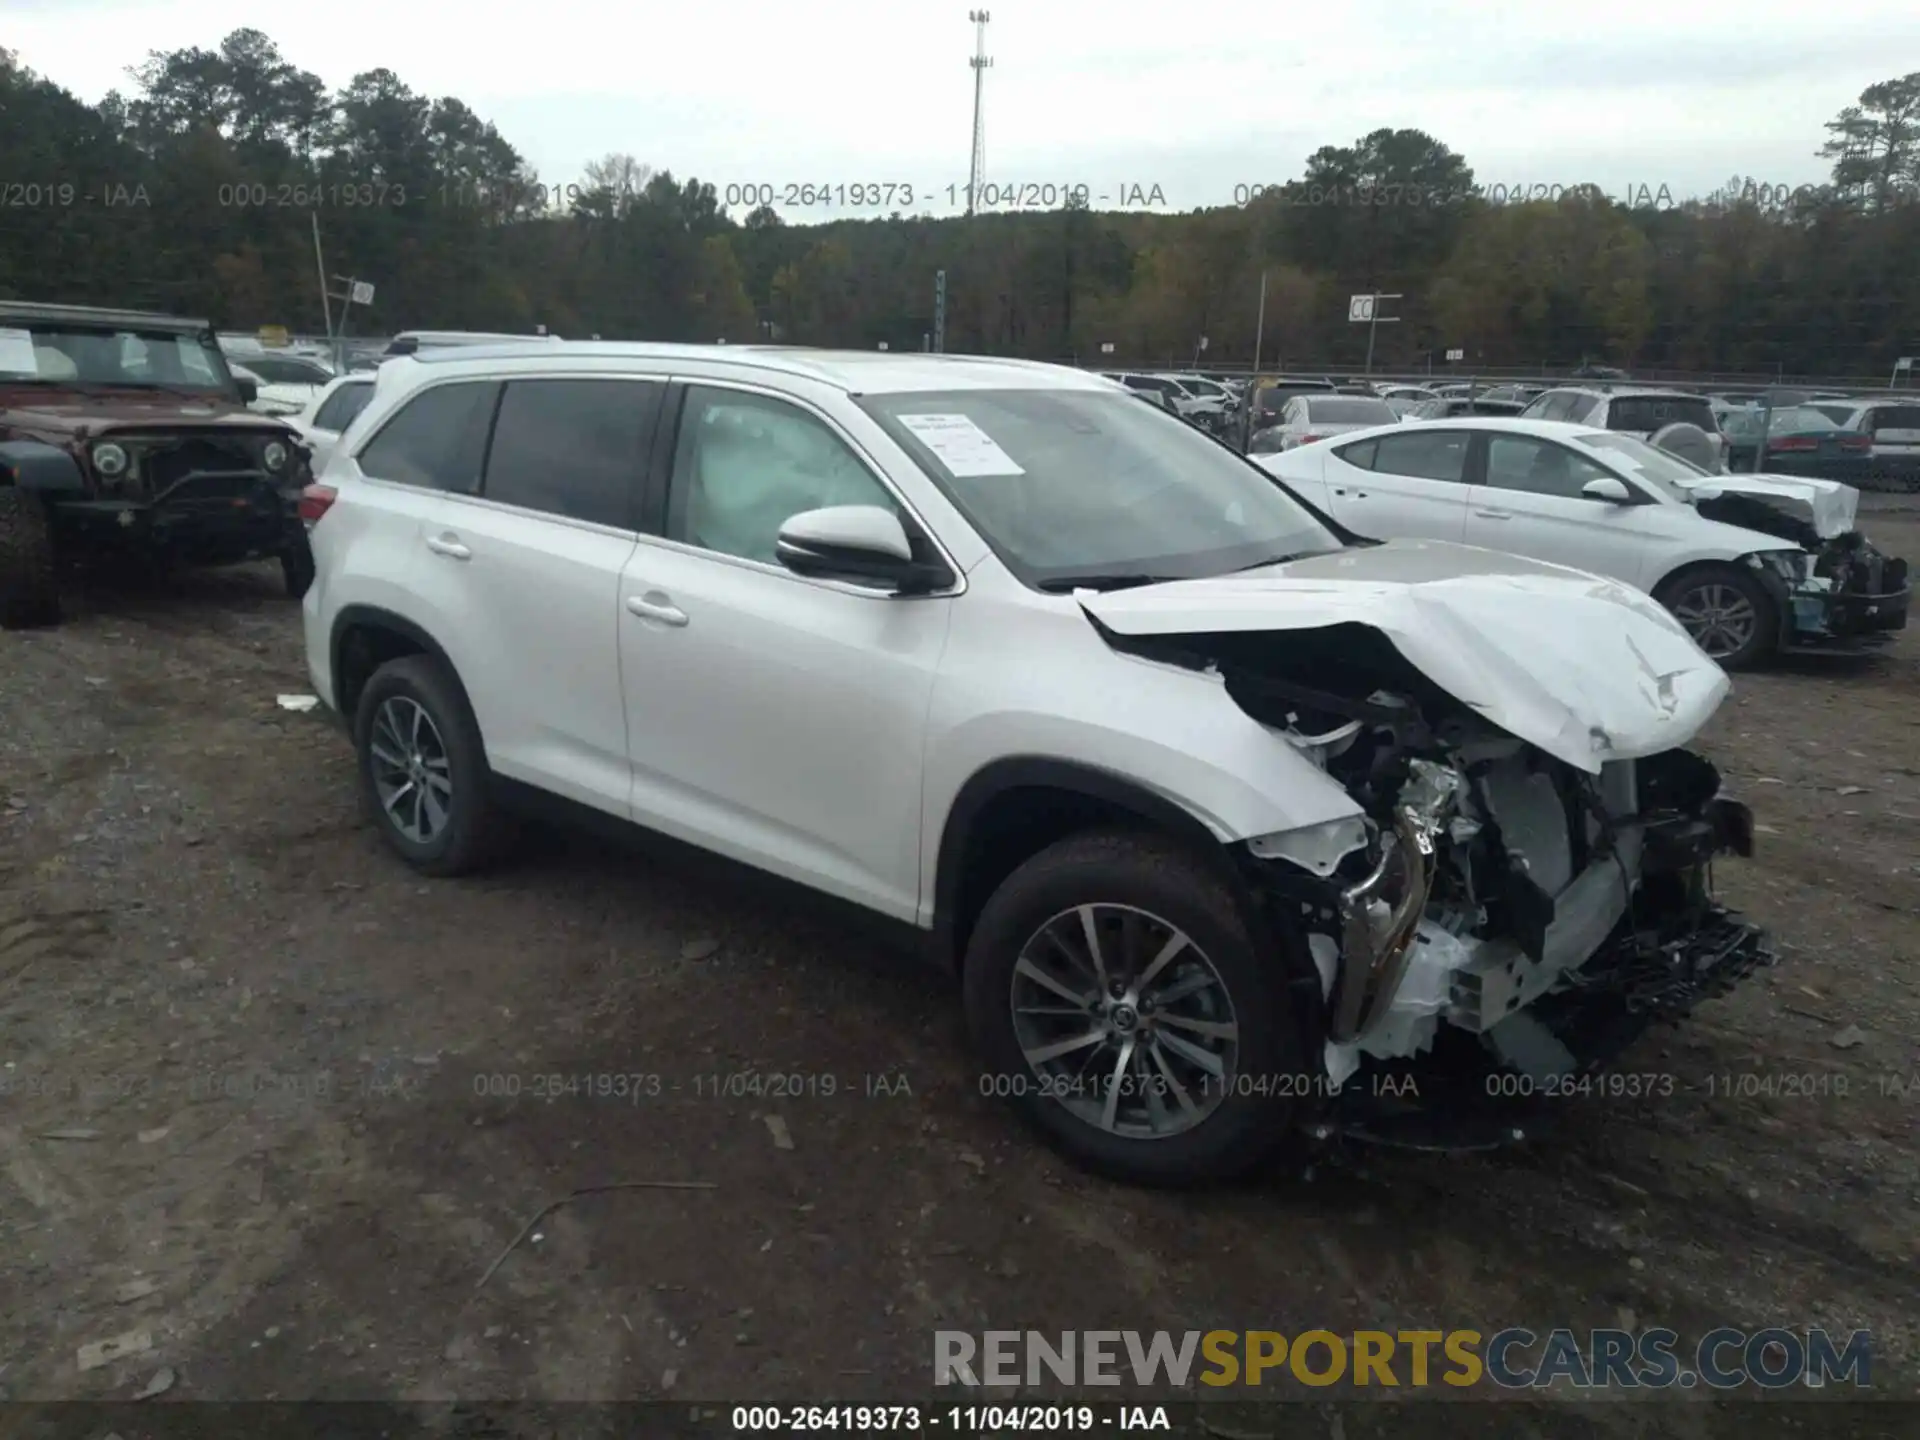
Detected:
left=0, top=301, right=315, bottom=628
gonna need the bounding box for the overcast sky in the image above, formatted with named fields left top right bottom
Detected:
left=9, top=0, right=1918, bottom=220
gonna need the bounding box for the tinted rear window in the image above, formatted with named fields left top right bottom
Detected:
left=1869, top=406, right=1920, bottom=432
left=1307, top=397, right=1398, bottom=424
left=357, top=381, right=498, bottom=492
left=1606, top=396, right=1716, bottom=432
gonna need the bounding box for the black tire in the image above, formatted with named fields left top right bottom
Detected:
left=962, top=829, right=1306, bottom=1186
left=281, top=536, right=316, bottom=600
left=1656, top=563, right=1777, bottom=671
left=352, top=653, right=512, bottom=876
left=0, top=486, right=61, bottom=629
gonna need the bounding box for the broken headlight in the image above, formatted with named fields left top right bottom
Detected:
left=1747, top=549, right=1809, bottom=587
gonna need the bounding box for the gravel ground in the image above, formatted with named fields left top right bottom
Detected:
left=1, top=506, right=1917, bottom=1436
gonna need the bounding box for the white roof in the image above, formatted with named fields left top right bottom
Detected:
left=406, top=342, right=1116, bottom=395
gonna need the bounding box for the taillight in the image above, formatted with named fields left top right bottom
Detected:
left=1300, top=433, right=1324, bottom=444
left=1769, top=436, right=1816, bottom=451
left=1841, top=436, right=1872, bottom=452
left=298, top=483, right=338, bottom=525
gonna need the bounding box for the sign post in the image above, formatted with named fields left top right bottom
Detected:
left=1446, top=347, right=1464, bottom=363
left=1349, top=292, right=1402, bottom=376
left=1893, top=356, right=1914, bottom=388
left=933, top=270, right=947, bottom=355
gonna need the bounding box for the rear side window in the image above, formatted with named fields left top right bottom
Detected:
left=480, top=378, right=660, bottom=528
left=1335, top=438, right=1379, bottom=470
left=1371, top=431, right=1471, bottom=483
left=313, top=382, right=375, bottom=432
left=1606, top=396, right=1716, bottom=432
left=357, top=381, right=499, bottom=492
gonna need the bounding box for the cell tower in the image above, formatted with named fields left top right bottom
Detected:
left=967, top=10, right=992, bottom=216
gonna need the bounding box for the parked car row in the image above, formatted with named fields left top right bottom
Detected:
left=5, top=318, right=1902, bottom=1187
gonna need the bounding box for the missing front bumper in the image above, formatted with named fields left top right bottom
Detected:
left=1314, top=903, right=1774, bottom=1152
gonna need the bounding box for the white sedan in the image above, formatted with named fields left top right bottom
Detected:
left=1256, top=417, right=1910, bottom=669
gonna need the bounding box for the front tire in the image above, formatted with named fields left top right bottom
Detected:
left=962, top=829, right=1306, bottom=1185
left=352, top=654, right=511, bottom=876
left=0, top=487, right=61, bottom=629
left=1657, top=564, right=1777, bottom=670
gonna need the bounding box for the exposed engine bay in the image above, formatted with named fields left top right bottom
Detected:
left=1106, top=622, right=1774, bottom=1141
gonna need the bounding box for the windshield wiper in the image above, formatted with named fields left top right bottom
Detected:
left=1035, top=573, right=1176, bottom=593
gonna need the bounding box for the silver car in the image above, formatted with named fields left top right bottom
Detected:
left=1249, top=393, right=1402, bottom=453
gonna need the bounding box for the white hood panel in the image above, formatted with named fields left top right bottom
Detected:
left=1081, top=541, right=1730, bottom=774
left=1678, top=472, right=1857, bottom=539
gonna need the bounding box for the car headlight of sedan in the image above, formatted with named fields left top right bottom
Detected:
left=262, top=441, right=289, bottom=472
left=92, top=441, right=130, bottom=478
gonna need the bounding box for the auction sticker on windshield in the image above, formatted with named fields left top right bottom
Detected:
left=0, top=328, right=39, bottom=374
left=896, top=412, right=1026, bottom=477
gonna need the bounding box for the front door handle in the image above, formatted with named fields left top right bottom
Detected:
left=425, top=533, right=471, bottom=560
left=1332, top=488, right=1369, bottom=499
left=1473, top=508, right=1512, bottom=519
left=626, top=594, right=689, bottom=627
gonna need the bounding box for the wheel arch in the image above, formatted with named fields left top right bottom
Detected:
left=1651, top=555, right=1792, bottom=656
left=0, top=440, right=88, bottom=495
left=329, top=604, right=476, bottom=731
left=931, top=757, right=1245, bottom=973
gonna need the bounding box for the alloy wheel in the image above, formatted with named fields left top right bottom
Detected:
left=1009, top=903, right=1240, bottom=1139
left=1671, top=583, right=1758, bottom=659
left=369, top=696, right=454, bottom=844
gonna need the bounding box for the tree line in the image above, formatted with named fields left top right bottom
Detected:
left=2, top=33, right=1917, bottom=376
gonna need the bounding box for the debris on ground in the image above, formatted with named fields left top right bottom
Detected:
left=275, top=694, right=320, bottom=712
left=1830, top=1024, right=1868, bottom=1049
left=77, top=1331, right=153, bottom=1372
left=764, top=1115, right=794, bottom=1150
left=133, top=1366, right=175, bottom=1399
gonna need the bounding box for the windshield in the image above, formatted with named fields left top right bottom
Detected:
left=1573, top=431, right=1703, bottom=499
left=0, top=321, right=236, bottom=393
left=858, top=389, right=1343, bottom=588
left=1606, top=395, right=1718, bottom=433
left=1306, top=397, right=1399, bottom=425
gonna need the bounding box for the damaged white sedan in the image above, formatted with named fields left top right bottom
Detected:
left=1255, top=417, right=1909, bottom=670
left=302, top=348, right=1770, bottom=1186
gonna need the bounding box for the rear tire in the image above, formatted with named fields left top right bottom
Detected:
left=0, top=487, right=61, bottom=630
left=962, top=829, right=1306, bottom=1185
left=353, top=654, right=513, bottom=876
left=1657, top=563, right=1777, bottom=671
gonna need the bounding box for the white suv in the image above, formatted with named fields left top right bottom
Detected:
left=299, top=344, right=1770, bottom=1183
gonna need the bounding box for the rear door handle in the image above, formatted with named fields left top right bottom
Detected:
left=425, top=534, right=471, bottom=560
left=1332, top=488, right=1369, bottom=499
left=1473, top=508, right=1512, bottom=519
left=626, top=594, right=689, bottom=627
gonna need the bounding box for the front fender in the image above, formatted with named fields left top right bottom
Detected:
left=0, top=440, right=87, bottom=496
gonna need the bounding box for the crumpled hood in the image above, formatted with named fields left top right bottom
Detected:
left=1675, top=472, right=1857, bottom=539
left=1080, top=540, right=1730, bottom=774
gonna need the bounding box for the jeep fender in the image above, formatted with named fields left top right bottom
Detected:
left=0, top=441, right=87, bottom=496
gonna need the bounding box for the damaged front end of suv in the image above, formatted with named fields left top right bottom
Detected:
left=1086, top=570, right=1774, bottom=1151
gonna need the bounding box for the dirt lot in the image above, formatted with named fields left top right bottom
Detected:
left=2, top=504, right=1918, bottom=1433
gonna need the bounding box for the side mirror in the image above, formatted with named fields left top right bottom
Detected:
left=1582, top=477, right=1634, bottom=504
left=775, top=505, right=953, bottom=595
left=234, top=375, right=259, bottom=405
